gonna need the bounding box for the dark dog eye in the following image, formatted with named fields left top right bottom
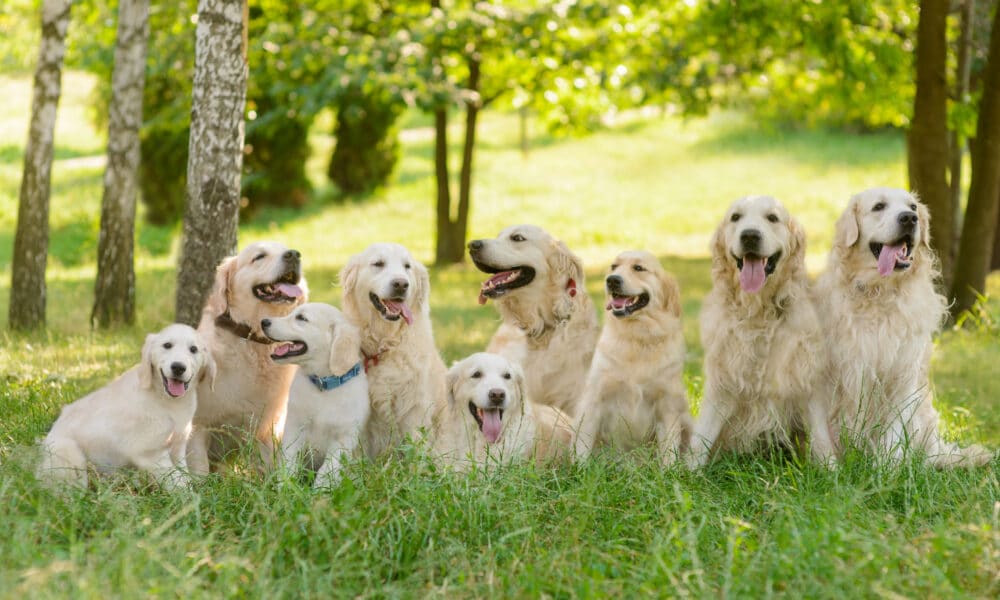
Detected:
left=373, top=260, right=385, bottom=268
left=163, top=342, right=173, bottom=349
left=730, top=213, right=741, bottom=222
left=189, top=346, right=198, bottom=354
left=610, top=264, right=618, bottom=270
left=910, top=203, right=917, bottom=211
left=471, top=370, right=482, bottom=379
left=503, top=372, right=512, bottom=380
left=873, top=202, right=886, bottom=212
left=252, top=253, right=266, bottom=262
left=296, top=314, right=308, bottom=322
left=632, top=264, right=645, bottom=272
left=404, top=262, right=411, bottom=269
left=767, top=214, right=779, bottom=223
left=510, top=233, right=526, bottom=242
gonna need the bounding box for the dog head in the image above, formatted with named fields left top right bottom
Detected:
left=204, top=241, right=308, bottom=327
left=447, top=352, right=526, bottom=445
left=832, top=187, right=932, bottom=280
left=604, top=250, right=681, bottom=320
left=262, top=303, right=362, bottom=376
left=339, top=243, right=429, bottom=330
left=138, top=323, right=217, bottom=398
left=711, top=195, right=806, bottom=295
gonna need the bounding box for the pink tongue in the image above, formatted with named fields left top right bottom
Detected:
left=383, top=300, right=413, bottom=325
left=481, top=410, right=502, bottom=444
left=166, top=378, right=186, bottom=397
left=877, top=244, right=904, bottom=277
left=272, top=343, right=293, bottom=357
left=275, top=283, right=303, bottom=298
left=739, top=256, right=767, bottom=293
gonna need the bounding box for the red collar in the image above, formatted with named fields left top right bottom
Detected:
left=566, top=278, right=578, bottom=297
left=363, top=351, right=382, bottom=373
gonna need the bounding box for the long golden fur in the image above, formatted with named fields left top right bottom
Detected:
left=691, top=196, right=834, bottom=466
left=340, top=242, right=447, bottom=458
left=815, top=188, right=993, bottom=467
left=188, top=241, right=308, bottom=475
left=469, top=225, right=599, bottom=417
left=575, top=251, right=692, bottom=463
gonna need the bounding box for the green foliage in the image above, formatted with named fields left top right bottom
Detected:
left=327, top=85, right=404, bottom=195
left=0, top=0, right=41, bottom=73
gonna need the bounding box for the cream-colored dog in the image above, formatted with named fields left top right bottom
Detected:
left=188, top=241, right=308, bottom=475
left=437, top=352, right=574, bottom=469
left=468, top=225, right=599, bottom=417
left=575, top=251, right=692, bottom=463
left=691, top=196, right=835, bottom=466
left=38, top=324, right=216, bottom=490
left=815, top=187, right=993, bottom=467
left=262, top=303, right=369, bottom=488
left=340, top=243, right=447, bottom=458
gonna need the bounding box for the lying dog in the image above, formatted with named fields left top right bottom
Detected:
left=815, top=188, right=993, bottom=467
left=468, top=225, right=599, bottom=417
left=262, top=303, right=369, bottom=488
left=188, top=241, right=308, bottom=475
left=340, top=243, right=447, bottom=458
left=575, top=251, right=692, bottom=463
left=437, top=352, right=573, bottom=469
left=38, top=324, right=216, bottom=490
left=690, top=196, right=835, bottom=466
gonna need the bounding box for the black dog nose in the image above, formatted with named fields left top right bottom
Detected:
left=606, top=274, right=623, bottom=289
left=897, top=211, right=918, bottom=227
left=488, top=388, right=506, bottom=406
left=390, top=278, right=409, bottom=293
left=283, top=250, right=301, bottom=262
left=261, top=319, right=271, bottom=330
left=170, top=362, right=187, bottom=376
left=740, top=229, right=762, bottom=248
left=468, top=240, right=484, bottom=251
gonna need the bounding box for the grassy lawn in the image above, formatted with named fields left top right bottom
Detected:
left=1, top=71, right=998, bottom=597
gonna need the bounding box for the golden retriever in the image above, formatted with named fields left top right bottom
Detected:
left=575, top=251, right=692, bottom=463
left=262, top=303, right=369, bottom=488
left=38, top=324, right=216, bottom=490
left=468, top=225, right=599, bottom=417
left=690, top=196, right=835, bottom=466
left=815, top=187, right=993, bottom=467
left=340, top=242, right=447, bottom=458
left=436, top=352, right=574, bottom=469
left=187, top=241, right=308, bottom=475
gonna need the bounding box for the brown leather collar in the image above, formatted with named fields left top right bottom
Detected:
left=214, top=311, right=273, bottom=345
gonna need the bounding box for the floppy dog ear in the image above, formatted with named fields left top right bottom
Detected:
left=787, top=216, right=808, bottom=270
left=204, top=256, right=237, bottom=317
left=446, top=368, right=460, bottom=407
left=329, top=321, right=362, bottom=375
left=916, top=199, right=932, bottom=249
left=709, top=221, right=728, bottom=270
left=199, top=347, right=218, bottom=391
left=661, top=272, right=682, bottom=318
left=834, top=197, right=860, bottom=249
left=509, top=360, right=527, bottom=418
left=549, top=240, right=584, bottom=320
left=411, top=259, right=431, bottom=316
left=138, top=333, right=157, bottom=390
left=338, top=256, right=361, bottom=316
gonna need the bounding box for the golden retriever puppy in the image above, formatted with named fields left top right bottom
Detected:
left=575, top=251, right=692, bottom=463
left=187, top=241, right=308, bottom=475
left=262, top=303, right=369, bottom=488
left=691, top=196, right=835, bottom=467
left=38, top=324, right=216, bottom=490
left=437, top=352, right=573, bottom=469
left=815, top=188, right=993, bottom=467
left=340, top=243, right=447, bottom=458
left=468, top=225, right=599, bottom=417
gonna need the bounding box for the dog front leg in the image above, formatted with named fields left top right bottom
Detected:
left=186, top=427, right=211, bottom=476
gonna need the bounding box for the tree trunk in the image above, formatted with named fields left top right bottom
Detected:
left=949, top=0, right=974, bottom=275
left=92, top=0, right=149, bottom=328
left=908, top=0, right=953, bottom=290
left=175, top=0, right=248, bottom=326
left=951, top=3, right=1000, bottom=317
left=433, top=106, right=460, bottom=265
left=992, top=189, right=1000, bottom=270
left=8, top=0, right=72, bottom=330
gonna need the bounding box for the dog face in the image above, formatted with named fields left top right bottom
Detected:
left=138, top=324, right=216, bottom=398
left=340, top=243, right=429, bottom=327
left=833, top=187, right=931, bottom=278
left=712, top=196, right=805, bottom=294
left=605, top=250, right=681, bottom=319
left=468, top=224, right=583, bottom=305
left=262, top=303, right=362, bottom=376
left=447, top=353, right=526, bottom=445
left=205, top=241, right=309, bottom=325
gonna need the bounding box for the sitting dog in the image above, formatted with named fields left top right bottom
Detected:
left=38, top=324, right=216, bottom=490
left=575, top=251, right=692, bottom=463
left=262, top=303, right=369, bottom=488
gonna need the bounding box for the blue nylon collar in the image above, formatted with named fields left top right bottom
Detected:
left=307, top=363, right=362, bottom=392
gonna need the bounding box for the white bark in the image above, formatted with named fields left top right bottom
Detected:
left=9, top=0, right=73, bottom=330
left=175, top=0, right=248, bottom=326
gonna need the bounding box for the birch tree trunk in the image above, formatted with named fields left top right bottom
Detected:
left=8, top=0, right=72, bottom=330
left=175, top=0, right=248, bottom=326
left=91, top=0, right=149, bottom=328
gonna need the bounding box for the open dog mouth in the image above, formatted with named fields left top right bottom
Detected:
left=253, top=270, right=304, bottom=303
left=870, top=235, right=913, bottom=276
left=469, top=401, right=504, bottom=444
left=474, top=261, right=536, bottom=305
left=161, top=373, right=190, bottom=398
left=369, top=292, right=413, bottom=325
left=270, top=340, right=308, bottom=360
left=734, top=251, right=781, bottom=293
left=605, top=291, right=650, bottom=317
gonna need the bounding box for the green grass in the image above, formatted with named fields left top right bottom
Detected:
left=1, top=71, right=999, bottom=597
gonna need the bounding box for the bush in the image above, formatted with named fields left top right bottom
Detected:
left=327, top=86, right=404, bottom=196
